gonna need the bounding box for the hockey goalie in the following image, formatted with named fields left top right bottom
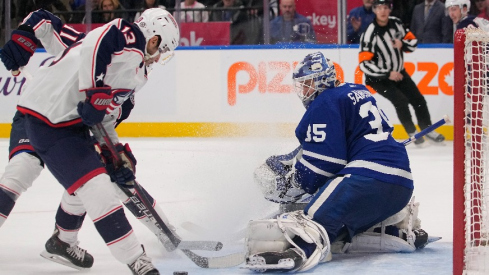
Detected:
left=243, top=51, right=437, bottom=272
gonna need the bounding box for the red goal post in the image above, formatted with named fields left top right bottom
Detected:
left=454, top=27, right=489, bottom=275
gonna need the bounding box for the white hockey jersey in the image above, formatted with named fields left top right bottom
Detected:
left=17, top=16, right=147, bottom=128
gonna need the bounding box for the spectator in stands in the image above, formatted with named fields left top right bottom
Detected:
left=134, top=0, right=165, bottom=20
left=210, top=0, right=249, bottom=44
left=210, top=0, right=245, bottom=22
left=477, top=0, right=489, bottom=19
left=92, top=0, right=128, bottom=23
left=469, top=0, right=485, bottom=15
left=347, top=0, right=375, bottom=44
left=391, top=0, right=421, bottom=28
left=17, top=0, right=69, bottom=23
left=69, top=0, right=85, bottom=10
left=70, top=0, right=99, bottom=23
left=410, top=0, right=453, bottom=43
left=176, top=0, right=209, bottom=22
left=269, top=0, right=316, bottom=44
left=446, top=0, right=479, bottom=29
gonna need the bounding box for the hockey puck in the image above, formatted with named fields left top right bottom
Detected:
left=173, top=272, right=188, bottom=275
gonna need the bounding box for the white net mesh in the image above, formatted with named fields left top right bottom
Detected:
left=464, top=27, right=489, bottom=274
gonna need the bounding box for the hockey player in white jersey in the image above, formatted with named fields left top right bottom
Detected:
left=0, top=8, right=179, bottom=275
left=244, top=52, right=429, bottom=272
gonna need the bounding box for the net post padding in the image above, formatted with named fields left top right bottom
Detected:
left=457, top=27, right=489, bottom=274
left=454, top=28, right=466, bottom=275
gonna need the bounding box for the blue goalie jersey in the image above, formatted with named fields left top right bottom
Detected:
left=294, top=83, right=413, bottom=194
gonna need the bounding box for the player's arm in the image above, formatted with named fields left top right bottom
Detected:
left=397, top=19, right=417, bottom=53
left=0, top=9, right=86, bottom=73
left=293, top=104, right=348, bottom=194
left=358, top=31, right=390, bottom=79
left=21, top=9, right=86, bottom=55
left=77, top=25, right=126, bottom=131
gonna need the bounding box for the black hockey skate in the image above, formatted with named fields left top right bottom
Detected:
left=40, top=228, right=94, bottom=270
left=425, top=132, right=445, bottom=143
left=413, top=229, right=429, bottom=249
left=244, top=248, right=303, bottom=272
left=128, top=245, right=159, bottom=275
left=409, top=131, right=425, bottom=145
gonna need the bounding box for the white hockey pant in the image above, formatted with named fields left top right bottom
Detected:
left=74, top=174, right=143, bottom=264
left=0, top=153, right=43, bottom=227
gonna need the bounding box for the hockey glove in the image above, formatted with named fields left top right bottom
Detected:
left=109, top=166, right=136, bottom=188
left=264, top=173, right=306, bottom=204
left=100, top=143, right=137, bottom=187
left=265, top=146, right=302, bottom=177
left=0, top=25, right=39, bottom=72
left=77, top=87, right=113, bottom=126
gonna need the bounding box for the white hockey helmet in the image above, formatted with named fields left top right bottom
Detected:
left=445, top=0, right=470, bottom=11
left=134, top=8, right=180, bottom=61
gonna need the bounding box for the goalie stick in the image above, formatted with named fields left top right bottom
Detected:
left=403, top=115, right=450, bottom=146
left=92, top=123, right=245, bottom=268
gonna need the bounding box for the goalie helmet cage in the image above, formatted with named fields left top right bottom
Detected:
left=454, top=27, right=489, bottom=275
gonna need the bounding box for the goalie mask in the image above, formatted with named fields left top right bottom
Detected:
left=293, top=52, right=336, bottom=108
left=134, top=8, right=180, bottom=64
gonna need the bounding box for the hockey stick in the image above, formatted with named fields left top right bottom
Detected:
left=402, top=115, right=450, bottom=146
left=92, top=123, right=245, bottom=268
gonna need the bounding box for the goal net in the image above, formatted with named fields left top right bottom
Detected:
left=454, top=27, right=489, bottom=275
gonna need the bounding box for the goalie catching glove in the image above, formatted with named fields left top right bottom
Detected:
left=99, top=142, right=137, bottom=187
left=254, top=146, right=306, bottom=204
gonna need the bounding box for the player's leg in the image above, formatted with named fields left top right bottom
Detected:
left=40, top=191, right=94, bottom=270
left=367, top=79, right=423, bottom=143
left=24, top=116, right=159, bottom=274
left=0, top=111, right=43, bottom=227
left=305, top=175, right=414, bottom=249
left=115, top=184, right=178, bottom=251
left=305, top=175, right=411, bottom=240
left=399, top=73, right=445, bottom=142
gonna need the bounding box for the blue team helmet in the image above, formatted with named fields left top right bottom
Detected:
left=292, top=52, right=336, bottom=107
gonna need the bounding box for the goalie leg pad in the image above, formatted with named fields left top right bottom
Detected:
left=245, top=210, right=330, bottom=272
left=347, top=231, right=415, bottom=253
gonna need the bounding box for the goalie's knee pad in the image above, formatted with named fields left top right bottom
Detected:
left=0, top=152, right=43, bottom=196
left=245, top=210, right=330, bottom=273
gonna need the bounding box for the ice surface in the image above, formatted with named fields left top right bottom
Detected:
left=0, top=138, right=453, bottom=274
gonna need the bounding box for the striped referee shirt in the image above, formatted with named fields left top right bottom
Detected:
left=359, top=16, right=417, bottom=80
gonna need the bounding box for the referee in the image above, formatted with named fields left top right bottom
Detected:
left=359, top=0, right=445, bottom=145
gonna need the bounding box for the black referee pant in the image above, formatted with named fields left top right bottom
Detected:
left=366, top=70, right=433, bottom=134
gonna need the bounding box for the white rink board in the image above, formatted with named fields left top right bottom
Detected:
left=0, top=47, right=454, bottom=126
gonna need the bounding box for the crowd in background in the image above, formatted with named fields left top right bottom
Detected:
left=0, top=0, right=487, bottom=46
